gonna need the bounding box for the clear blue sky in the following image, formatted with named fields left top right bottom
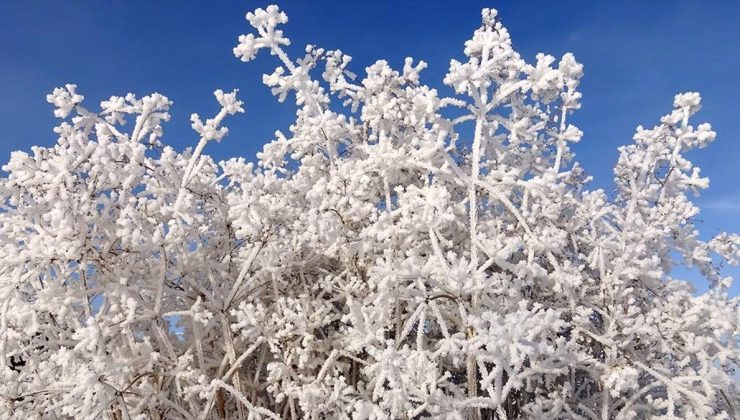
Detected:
left=1, top=1, right=738, bottom=295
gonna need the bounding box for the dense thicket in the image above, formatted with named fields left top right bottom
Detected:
left=1, top=5, right=737, bottom=419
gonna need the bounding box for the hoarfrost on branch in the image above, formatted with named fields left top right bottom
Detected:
left=1, top=5, right=737, bottom=419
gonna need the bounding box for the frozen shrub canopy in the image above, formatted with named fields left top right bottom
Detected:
left=0, top=4, right=738, bottom=419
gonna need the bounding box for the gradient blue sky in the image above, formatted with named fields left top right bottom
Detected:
left=1, top=1, right=738, bottom=295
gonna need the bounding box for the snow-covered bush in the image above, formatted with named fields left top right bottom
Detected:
left=1, top=5, right=737, bottom=419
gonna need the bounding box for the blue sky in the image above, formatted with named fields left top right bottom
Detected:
left=1, top=1, right=738, bottom=295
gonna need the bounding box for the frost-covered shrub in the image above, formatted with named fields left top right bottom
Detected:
left=1, top=5, right=738, bottom=420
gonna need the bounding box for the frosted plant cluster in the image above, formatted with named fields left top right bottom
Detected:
left=1, top=5, right=738, bottom=419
